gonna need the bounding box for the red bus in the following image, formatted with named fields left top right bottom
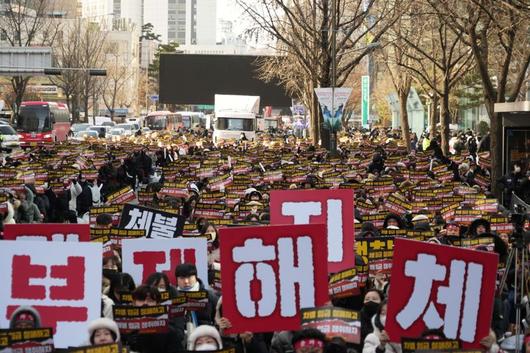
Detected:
left=145, top=111, right=184, bottom=131
left=16, top=101, right=71, bottom=146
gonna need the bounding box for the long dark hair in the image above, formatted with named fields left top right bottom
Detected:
left=145, top=272, right=177, bottom=298
left=374, top=300, right=387, bottom=331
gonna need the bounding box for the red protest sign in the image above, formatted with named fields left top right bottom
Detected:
left=219, top=224, right=329, bottom=334
left=0, top=241, right=102, bottom=348
left=270, top=189, right=355, bottom=273
left=386, top=238, right=498, bottom=348
left=3, top=224, right=90, bottom=242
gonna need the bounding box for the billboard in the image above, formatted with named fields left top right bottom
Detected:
left=159, top=54, right=291, bottom=106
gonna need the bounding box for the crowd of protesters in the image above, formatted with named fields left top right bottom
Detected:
left=1, top=126, right=529, bottom=353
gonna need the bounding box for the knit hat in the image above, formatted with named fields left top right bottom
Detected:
left=9, top=306, right=41, bottom=329
left=412, top=214, right=429, bottom=222
left=88, top=318, right=120, bottom=344
left=188, top=325, right=223, bottom=350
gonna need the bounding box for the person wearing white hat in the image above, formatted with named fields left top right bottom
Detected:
left=87, top=318, right=120, bottom=346
left=188, top=325, right=223, bottom=351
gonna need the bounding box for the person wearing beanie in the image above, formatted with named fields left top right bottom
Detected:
left=383, top=214, right=405, bottom=229
left=188, top=325, right=222, bottom=351
left=88, top=318, right=120, bottom=346
left=9, top=306, right=41, bottom=329
left=292, top=328, right=326, bottom=353
left=411, top=214, right=431, bottom=232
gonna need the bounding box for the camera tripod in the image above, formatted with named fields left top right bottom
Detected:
left=497, top=228, right=529, bottom=353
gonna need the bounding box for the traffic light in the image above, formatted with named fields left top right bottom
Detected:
left=89, top=69, right=107, bottom=76
left=42, top=68, right=107, bottom=76
left=43, top=68, right=62, bottom=75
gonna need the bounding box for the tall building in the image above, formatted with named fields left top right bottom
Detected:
left=167, top=0, right=186, bottom=45
left=186, top=0, right=216, bottom=45
left=143, top=0, right=215, bottom=45
left=81, top=0, right=142, bottom=29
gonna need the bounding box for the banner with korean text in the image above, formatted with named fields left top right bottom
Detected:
left=386, top=239, right=498, bottom=348
left=270, top=189, right=355, bottom=273
left=219, top=224, right=328, bottom=334
left=0, top=241, right=102, bottom=348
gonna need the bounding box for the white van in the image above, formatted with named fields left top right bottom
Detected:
left=213, top=95, right=259, bottom=144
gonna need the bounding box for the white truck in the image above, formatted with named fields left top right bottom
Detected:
left=213, top=94, right=260, bottom=144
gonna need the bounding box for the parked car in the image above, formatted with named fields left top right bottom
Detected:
left=88, top=125, right=110, bottom=138
left=70, top=123, right=91, bottom=136
left=116, top=123, right=135, bottom=136
left=0, top=124, right=20, bottom=151
left=71, top=130, right=98, bottom=141
left=101, top=121, right=116, bottom=128
left=109, top=128, right=125, bottom=141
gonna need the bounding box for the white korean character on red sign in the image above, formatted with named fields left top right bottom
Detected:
left=386, top=238, right=498, bottom=348
left=0, top=240, right=102, bottom=348
left=220, top=224, right=329, bottom=334
left=124, top=208, right=154, bottom=233
left=270, top=189, right=355, bottom=273
left=150, top=214, right=178, bottom=239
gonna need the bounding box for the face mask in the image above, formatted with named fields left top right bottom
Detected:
left=195, top=343, right=218, bottom=351
left=379, top=315, right=386, bottom=327
left=158, top=288, right=167, bottom=293
left=363, top=301, right=380, bottom=315
left=514, top=167, right=521, bottom=173
left=102, top=286, right=110, bottom=295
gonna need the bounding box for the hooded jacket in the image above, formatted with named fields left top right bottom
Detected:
left=9, top=306, right=41, bottom=329
left=467, top=218, right=491, bottom=237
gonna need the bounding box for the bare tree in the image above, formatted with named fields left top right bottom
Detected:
left=238, top=0, right=403, bottom=145
left=49, top=20, right=83, bottom=121
left=102, top=45, right=134, bottom=120
left=78, top=22, right=107, bottom=120
left=394, top=1, right=474, bottom=154
left=429, top=0, right=530, bottom=195
left=378, top=1, right=417, bottom=151
left=0, top=0, right=60, bottom=114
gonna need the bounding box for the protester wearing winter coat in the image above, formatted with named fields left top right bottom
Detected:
left=4, top=200, right=16, bottom=224
left=68, top=179, right=83, bottom=214
left=362, top=301, right=401, bottom=353
left=87, top=318, right=120, bottom=346
left=215, top=297, right=269, bottom=353
left=360, top=290, right=384, bottom=344
left=123, top=285, right=181, bottom=353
